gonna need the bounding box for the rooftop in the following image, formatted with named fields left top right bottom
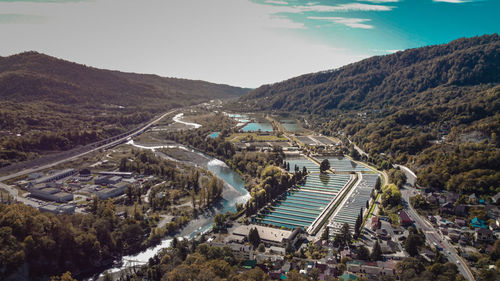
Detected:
left=233, top=225, right=292, bottom=244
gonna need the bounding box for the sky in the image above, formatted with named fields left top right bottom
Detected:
left=0, top=0, right=498, bottom=88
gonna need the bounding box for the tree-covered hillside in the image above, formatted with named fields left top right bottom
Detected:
left=241, top=34, right=500, bottom=196
left=243, top=34, right=499, bottom=112
left=0, top=52, right=249, bottom=167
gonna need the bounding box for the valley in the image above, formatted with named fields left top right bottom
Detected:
left=0, top=35, right=499, bottom=281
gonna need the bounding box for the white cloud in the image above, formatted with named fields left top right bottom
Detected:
left=0, top=0, right=370, bottom=88
left=264, top=0, right=288, bottom=4
left=271, top=3, right=395, bottom=13
left=433, top=0, right=474, bottom=3
left=357, top=0, right=399, bottom=3
left=309, top=16, right=374, bottom=29
left=301, top=3, right=394, bottom=12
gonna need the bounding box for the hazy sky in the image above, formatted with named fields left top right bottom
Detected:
left=0, top=0, right=498, bottom=88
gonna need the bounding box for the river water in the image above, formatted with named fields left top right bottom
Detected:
left=99, top=140, right=250, bottom=277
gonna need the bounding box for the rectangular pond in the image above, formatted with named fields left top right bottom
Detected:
left=257, top=170, right=351, bottom=230
left=328, top=174, right=379, bottom=234
left=241, top=122, right=273, bottom=132
left=321, top=156, right=371, bottom=172
left=280, top=119, right=301, bottom=132
left=286, top=157, right=320, bottom=173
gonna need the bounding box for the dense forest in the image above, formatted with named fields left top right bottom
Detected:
left=0, top=200, right=154, bottom=280
left=240, top=34, right=500, bottom=196
left=0, top=52, right=248, bottom=166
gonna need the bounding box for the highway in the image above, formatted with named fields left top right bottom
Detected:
left=0, top=108, right=179, bottom=207
left=398, top=165, right=475, bottom=281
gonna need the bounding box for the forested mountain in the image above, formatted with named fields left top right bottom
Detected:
left=0, top=51, right=247, bottom=105
left=0, top=52, right=248, bottom=166
left=243, top=34, right=499, bottom=112
left=241, top=34, right=500, bottom=195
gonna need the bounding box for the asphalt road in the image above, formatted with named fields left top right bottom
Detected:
left=0, top=108, right=179, bottom=208
left=398, top=165, right=475, bottom=281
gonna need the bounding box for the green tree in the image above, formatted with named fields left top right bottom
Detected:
left=321, top=227, right=330, bottom=241
left=320, top=159, right=330, bottom=173
left=357, top=245, right=370, bottom=261
left=371, top=240, right=382, bottom=261
left=248, top=227, right=261, bottom=249
left=257, top=243, right=265, bottom=252
left=309, top=267, right=321, bottom=281
left=337, top=223, right=351, bottom=246
left=354, top=208, right=363, bottom=238
left=404, top=233, right=422, bottom=257
left=50, top=272, right=78, bottom=281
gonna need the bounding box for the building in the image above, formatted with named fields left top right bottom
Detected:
left=39, top=204, right=75, bottom=214
left=232, top=225, right=293, bottom=246
left=455, top=218, right=467, bottom=227
left=97, top=171, right=134, bottom=178
left=346, top=260, right=396, bottom=280
left=29, top=186, right=73, bottom=202
left=492, top=192, right=500, bottom=205
left=269, top=246, right=286, bottom=255
left=34, top=169, right=75, bottom=184
left=399, top=211, right=412, bottom=226
left=372, top=217, right=380, bottom=230
left=454, top=205, right=467, bottom=217
left=475, top=228, right=494, bottom=243
left=208, top=242, right=253, bottom=260
left=96, top=182, right=128, bottom=199
left=94, top=175, right=121, bottom=185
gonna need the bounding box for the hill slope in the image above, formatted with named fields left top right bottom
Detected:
left=243, top=34, right=499, bottom=112
left=0, top=52, right=248, bottom=166
left=0, top=51, right=248, bottom=106
left=241, top=34, right=500, bottom=195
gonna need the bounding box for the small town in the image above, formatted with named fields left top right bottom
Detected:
left=0, top=4, right=498, bottom=280
left=1, top=106, right=498, bottom=281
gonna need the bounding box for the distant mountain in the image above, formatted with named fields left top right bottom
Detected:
left=242, top=34, right=499, bottom=113
left=0, top=52, right=248, bottom=166
left=241, top=34, right=500, bottom=194
left=0, top=51, right=248, bottom=107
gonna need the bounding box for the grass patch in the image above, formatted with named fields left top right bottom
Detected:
left=226, top=133, right=287, bottom=142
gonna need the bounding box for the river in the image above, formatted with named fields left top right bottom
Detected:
left=96, top=140, right=250, bottom=278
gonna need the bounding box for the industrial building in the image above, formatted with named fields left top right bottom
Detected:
left=34, top=169, right=76, bottom=184
left=96, top=182, right=128, bottom=199
left=29, top=185, right=74, bottom=202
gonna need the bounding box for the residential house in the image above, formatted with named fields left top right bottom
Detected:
left=455, top=205, right=467, bottom=217
left=399, top=210, right=412, bottom=226
left=425, top=193, right=438, bottom=205
left=445, top=192, right=459, bottom=204
left=372, top=216, right=380, bottom=230
left=475, top=228, right=494, bottom=243
left=469, top=194, right=479, bottom=204
left=439, top=202, right=454, bottom=215
left=455, top=218, right=467, bottom=227
left=492, top=192, right=500, bottom=205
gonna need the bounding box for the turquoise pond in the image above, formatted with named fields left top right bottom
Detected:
left=208, top=132, right=219, bottom=138
left=325, top=157, right=370, bottom=172
left=241, top=122, right=273, bottom=132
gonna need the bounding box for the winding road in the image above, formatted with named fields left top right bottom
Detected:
left=0, top=108, right=181, bottom=207
left=397, top=165, right=475, bottom=281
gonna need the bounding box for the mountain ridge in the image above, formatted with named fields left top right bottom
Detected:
left=0, top=51, right=249, bottom=166
left=242, top=34, right=499, bottom=112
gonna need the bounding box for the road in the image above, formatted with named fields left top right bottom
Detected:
left=0, top=108, right=179, bottom=207
left=398, top=165, right=475, bottom=281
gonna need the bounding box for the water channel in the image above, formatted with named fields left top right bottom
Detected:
left=94, top=140, right=250, bottom=278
